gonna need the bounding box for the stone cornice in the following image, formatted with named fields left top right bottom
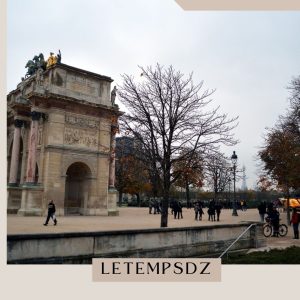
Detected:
left=45, top=144, right=110, bottom=156
left=46, top=63, right=114, bottom=83
left=27, top=92, right=123, bottom=117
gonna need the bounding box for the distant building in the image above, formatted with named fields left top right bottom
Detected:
left=116, top=136, right=135, bottom=157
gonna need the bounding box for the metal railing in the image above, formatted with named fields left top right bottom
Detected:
left=219, top=223, right=257, bottom=259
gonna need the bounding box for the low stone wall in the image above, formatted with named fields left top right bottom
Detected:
left=7, top=222, right=265, bottom=264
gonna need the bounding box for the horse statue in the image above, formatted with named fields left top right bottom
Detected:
left=25, top=53, right=47, bottom=78
left=37, top=53, right=46, bottom=70
left=25, top=60, right=36, bottom=78
left=24, top=51, right=60, bottom=78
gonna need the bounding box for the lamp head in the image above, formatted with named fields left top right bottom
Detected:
left=231, top=151, right=238, bottom=165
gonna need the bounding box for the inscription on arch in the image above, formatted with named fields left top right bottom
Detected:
left=65, top=114, right=99, bottom=129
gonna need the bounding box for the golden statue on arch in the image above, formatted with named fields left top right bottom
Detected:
left=46, top=50, right=62, bottom=68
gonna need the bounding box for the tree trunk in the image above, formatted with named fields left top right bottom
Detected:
left=286, top=187, right=291, bottom=224
left=151, top=174, right=159, bottom=198
left=160, top=182, right=170, bottom=227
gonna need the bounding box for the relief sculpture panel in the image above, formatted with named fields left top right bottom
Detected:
left=64, top=127, right=98, bottom=149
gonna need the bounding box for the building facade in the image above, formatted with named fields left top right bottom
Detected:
left=7, top=62, right=121, bottom=216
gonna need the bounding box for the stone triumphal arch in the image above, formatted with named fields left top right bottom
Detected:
left=7, top=59, right=121, bottom=216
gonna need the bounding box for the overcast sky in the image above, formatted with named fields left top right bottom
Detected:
left=7, top=0, right=300, bottom=189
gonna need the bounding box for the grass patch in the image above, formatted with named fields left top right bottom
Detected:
left=222, top=246, right=300, bottom=264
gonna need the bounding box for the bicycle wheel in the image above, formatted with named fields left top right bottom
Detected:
left=263, top=224, right=272, bottom=237
left=279, top=224, right=288, bottom=237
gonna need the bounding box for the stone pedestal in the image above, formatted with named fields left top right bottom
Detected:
left=107, top=188, right=119, bottom=216
left=17, top=185, right=44, bottom=216
left=7, top=186, right=22, bottom=214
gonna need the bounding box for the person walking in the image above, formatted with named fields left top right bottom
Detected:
left=198, top=204, right=204, bottom=221
left=149, top=198, right=154, bottom=214
left=215, top=202, right=222, bottom=221
left=173, top=200, right=179, bottom=219
left=208, top=200, right=216, bottom=221
left=43, top=200, right=57, bottom=226
left=194, top=202, right=200, bottom=220
left=258, top=201, right=267, bottom=222
left=290, top=208, right=300, bottom=239
left=178, top=201, right=183, bottom=219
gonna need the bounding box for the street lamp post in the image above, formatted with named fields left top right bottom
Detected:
left=231, top=151, right=238, bottom=216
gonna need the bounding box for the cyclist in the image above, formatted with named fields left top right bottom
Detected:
left=269, top=207, right=280, bottom=237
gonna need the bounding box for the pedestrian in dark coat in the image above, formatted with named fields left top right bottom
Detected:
left=198, top=204, right=204, bottom=220
left=149, top=199, right=154, bottom=214
left=215, top=202, right=222, bottom=221
left=208, top=201, right=216, bottom=221
left=178, top=201, right=183, bottom=219
left=290, top=208, right=300, bottom=239
left=258, top=201, right=267, bottom=222
left=43, top=200, right=57, bottom=226
left=194, top=202, right=200, bottom=220
left=173, top=201, right=179, bottom=219
left=173, top=200, right=183, bottom=219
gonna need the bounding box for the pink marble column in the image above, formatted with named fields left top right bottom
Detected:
left=108, top=128, right=117, bottom=188
left=9, top=120, right=23, bottom=184
left=25, top=112, right=41, bottom=183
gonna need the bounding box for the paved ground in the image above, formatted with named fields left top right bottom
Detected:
left=7, top=207, right=300, bottom=250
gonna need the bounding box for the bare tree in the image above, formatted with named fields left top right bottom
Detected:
left=173, top=148, right=204, bottom=208
left=118, top=64, right=238, bottom=227
left=288, top=75, right=300, bottom=113
left=204, top=152, right=232, bottom=200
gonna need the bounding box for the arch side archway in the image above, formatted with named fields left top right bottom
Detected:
left=64, top=162, right=92, bottom=215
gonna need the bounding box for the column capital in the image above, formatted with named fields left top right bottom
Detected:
left=31, top=111, right=47, bottom=121
left=14, top=119, right=25, bottom=128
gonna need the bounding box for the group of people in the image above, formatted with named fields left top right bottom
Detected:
left=149, top=198, right=184, bottom=219
left=170, top=199, right=183, bottom=219
left=207, top=200, right=223, bottom=222
left=148, top=199, right=162, bottom=214
left=194, top=201, right=205, bottom=221
left=148, top=198, right=225, bottom=222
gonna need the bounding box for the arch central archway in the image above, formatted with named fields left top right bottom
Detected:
left=64, top=162, right=92, bottom=215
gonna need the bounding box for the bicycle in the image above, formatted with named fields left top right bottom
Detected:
left=263, top=217, right=288, bottom=237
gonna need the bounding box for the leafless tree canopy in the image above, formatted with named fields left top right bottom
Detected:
left=204, top=152, right=232, bottom=197
left=118, top=64, right=238, bottom=227
left=288, top=76, right=300, bottom=111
